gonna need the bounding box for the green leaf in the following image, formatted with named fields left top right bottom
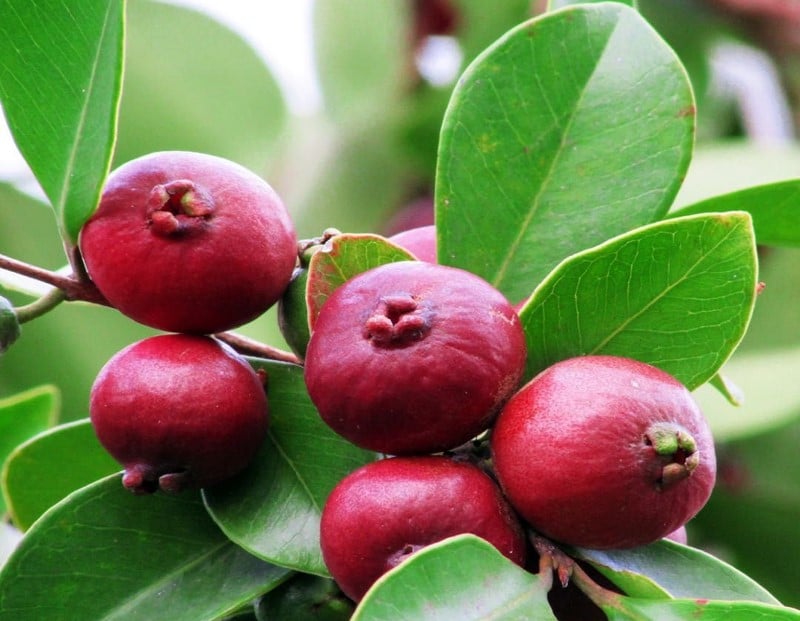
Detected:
left=519, top=212, right=757, bottom=389
left=313, top=0, right=409, bottom=124
left=575, top=539, right=780, bottom=604
left=670, top=180, right=800, bottom=247
left=603, top=596, right=800, bottom=620
left=203, top=360, right=374, bottom=577
left=436, top=3, right=694, bottom=303
left=115, top=0, right=287, bottom=172
left=708, top=372, right=744, bottom=407
left=353, top=535, right=556, bottom=620
left=2, top=419, right=119, bottom=530
left=550, top=0, right=636, bottom=9
left=0, top=386, right=58, bottom=517
left=306, top=234, right=414, bottom=330
left=0, top=1, right=125, bottom=243
left=0, top=475, right=290, bottom=621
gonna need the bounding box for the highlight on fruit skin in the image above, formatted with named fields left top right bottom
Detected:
left=491, top=355, right=716, bottom=550
left=320, top=455, right=527, bottom=602
left=303, top=260, right=527, bottom=455
left=387, top=224, right=437, bottom=263
left=79, top=150, right=298, bottom=335
left=89, top=333, right=269, bottom=494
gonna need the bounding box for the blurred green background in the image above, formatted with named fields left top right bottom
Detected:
left=1, top=0, right=799, bottom=606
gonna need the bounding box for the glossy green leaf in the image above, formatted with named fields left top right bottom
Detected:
left=353, top=535, right=556, bottom=620
left=670, top=180, right=800, bottom=247
left=436, top=3, right=694, bottom=303
left=602, top=595, right=800, bottom=620
left=519, top=212, right=757, bottom=389
left=575, top=539, right=780, bottom=604
left=0, top=386, right=58, bottom=517
left=313, top=0, right=409, bottom=124
left=0, top=475, right=290, bottom=621
left=2, top=419, right=119, bottom=530
left=0, top=1, right=124, bottom=243
left=708, top=372, right=744, bottom=407
left=306, top=234, right=414, bottom=330
left=115, top=0, right=287, bottom=171
left=203, top=360, right=374, bottom=576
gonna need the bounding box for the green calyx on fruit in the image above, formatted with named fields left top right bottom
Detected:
left=644, top=421, right=700, bottom=489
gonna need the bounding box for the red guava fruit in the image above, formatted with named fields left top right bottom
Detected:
left=79, top=151, right=297, bottom=334
left=320, top=455, right=527, bottom=601
left=387, top=225, right=437, bottom=263
left=304, top=260, right=526, bottom=455
left=491, top=355, right=716, bottom=549
left=90, top=333, right=269, bottom=494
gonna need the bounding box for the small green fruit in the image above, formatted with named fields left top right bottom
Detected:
left=0, top=296, right=20, bottom=354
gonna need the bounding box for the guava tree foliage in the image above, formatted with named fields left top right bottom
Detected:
left=0, top=1, right=799, bottom=619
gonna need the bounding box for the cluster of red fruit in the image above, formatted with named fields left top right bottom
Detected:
left=81, top=151, right=716, bottom=603
left=81, top=151, right=296, bottom=494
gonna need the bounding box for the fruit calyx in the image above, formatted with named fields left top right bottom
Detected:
left=147, top=179, right=214, bottom=237
left=363, top=294, right=432, bottom=346
left=644, top=421, right=700, bottom=490
left=121, top=463, right=194, bottom=495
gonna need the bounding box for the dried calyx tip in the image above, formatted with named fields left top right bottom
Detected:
left=644, top=422, right=700, bottom=490
left=363, top=294, right=431, bottom=346
left=147, top=179, right=214, bottom=236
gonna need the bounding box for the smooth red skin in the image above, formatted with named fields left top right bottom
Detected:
left=387, top=225, right=437, bottom=263
left=491, top=355, right=716, bottom=550
left=304, top=261, right=527, bottom=455
left=320, top=456, right=527, bottom=602
left=90, top=334, right=268, bottom=490
left=80, top=151, right=297, bottom=334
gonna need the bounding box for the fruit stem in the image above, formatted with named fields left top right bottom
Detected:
left=14, top=287, right=66, bottom=324
left=0, top=251, right=109, bottom=306
left=529, top=531, right=574, bottom=589
left=568, top=562, right=631, bottom=614
left=214, top=330, right=301, bottom=365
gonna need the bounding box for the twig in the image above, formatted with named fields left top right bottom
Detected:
left=214, top=331, right=301, bottom=365
left=14, top=287, right=67, bottom=323
left=0, top=252, right=108, bottom=305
